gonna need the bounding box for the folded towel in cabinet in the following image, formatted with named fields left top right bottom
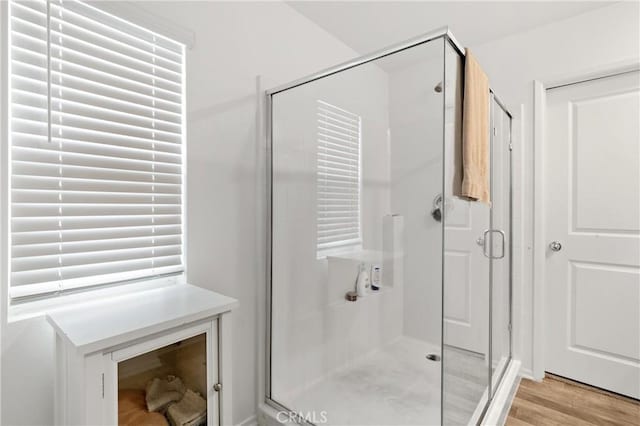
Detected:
left=166, top=389, right=207, bottom=426
left=146, top=375, right=186, bottom=413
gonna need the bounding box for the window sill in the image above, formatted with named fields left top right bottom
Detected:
left=7, top=274, right=185, bottom=324
left=317, top=244, right=364, bottom=260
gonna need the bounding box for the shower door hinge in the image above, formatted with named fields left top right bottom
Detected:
left=493, top=127, right=497, bottom=136
left=101, top=373, right=104, bottom=399
left=509, top=143, right=513, bottom=151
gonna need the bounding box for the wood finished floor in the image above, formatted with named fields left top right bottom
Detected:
left=506, top=374, right=640, bottom=426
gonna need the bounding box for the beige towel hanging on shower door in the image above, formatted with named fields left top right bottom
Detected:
left=459, top=48, right=490, bottom=204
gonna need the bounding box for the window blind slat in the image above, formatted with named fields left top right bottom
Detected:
left=13, top=109, right=182, bottom=144
left=316, top=101, right=361, bottom=254
left=318, top=108, right=358, bottom=123
left=13, top=161, right=182, bottom=184
left=48, top=32, right=180, bottom=87
left=12, top=83, right=182, bottom=123
left=10, top=90, right=182, bottom=132
left=12, top=203, right=181, bottom=218
left=13, top=234, right=182, bottom=257
left=318, top=137, right=359, bottom=151
left=49, top=0, right=182, bottom=57
left=12, top=214, right=182, bottom=233
left=10, top=1, right=47, bottom=17
left=318, top=126, right=359, bottom=141
left=12, top=224, right=182, bottom=245
left=12, top=135, right=182, bottom=165
left=9, top=0, right=185, bottom=299
left=12, top=71, right=181, bottom=114
left=49, top=14, right=181, bottom=71
left=50, top=18, right=181, bottom=73
left=11, top=255, right=183, bottom=287
left=12, top=243, right=182, bottom=272
left=13, top=174, right=181, bottom=192
left=318, top=154, right=359, bottom=167
left=318, top=119, right=360, bottom=136
left=318, top=235, right=360, bottom=244
left=12, top=144, right=182, bottom=173
left=12, top=190, right=181, bottom=205
left=50, top=52, right=181, bottom=98
left=318, top=112, right=359, bottom=128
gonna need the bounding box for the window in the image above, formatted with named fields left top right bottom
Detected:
left=316, top=100, right=361, bottom=256
left=8, top=0, right=185, bottom=300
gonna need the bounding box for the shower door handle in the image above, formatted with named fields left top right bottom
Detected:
left=495, top=230, right=505, bottom=259
left=482, top=229, right=506, bottom=259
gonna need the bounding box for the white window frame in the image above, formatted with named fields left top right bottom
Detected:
left=316, top=100, right=362, bottom=258
left=1, top=0, right=187, bottom=316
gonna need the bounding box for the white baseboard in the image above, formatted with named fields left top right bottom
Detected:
left=236, top=414, right=258, bottom=426
left=482, top=360, right=522, bottom=426
left=518, top=367, right=535, bottom=381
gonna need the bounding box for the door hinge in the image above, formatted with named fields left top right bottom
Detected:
left=508, top=323, right=513, bottom=333
left=509, top=143, right=513, bottom=151
left=101, top=373, right=104, bottom=399
left=493, top=127, right=497, bottom=136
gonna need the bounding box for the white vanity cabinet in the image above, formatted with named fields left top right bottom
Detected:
left=47, top=284, right=238, bottom=426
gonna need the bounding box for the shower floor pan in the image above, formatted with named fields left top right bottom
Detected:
left=279, top=336, right=486, bottom=426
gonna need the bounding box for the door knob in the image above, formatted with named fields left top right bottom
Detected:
left=549, top=241, right=562, bottom=252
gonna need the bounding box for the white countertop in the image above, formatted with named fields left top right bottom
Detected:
left=46, top=284, right=238, bottom=355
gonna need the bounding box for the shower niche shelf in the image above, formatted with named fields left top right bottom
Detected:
left=47, top=284, right=237, bottom=426
left=326, top=249, right=403, bottom=305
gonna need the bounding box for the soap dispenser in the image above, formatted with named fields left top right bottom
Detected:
left=356, top=263, right=370, bottom=297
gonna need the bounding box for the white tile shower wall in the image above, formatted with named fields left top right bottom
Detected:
left=270, top=62, right=398, bottom=401
left=0, top=2, right=379, bottom=425
left=388, top=49, right=444, bottom=345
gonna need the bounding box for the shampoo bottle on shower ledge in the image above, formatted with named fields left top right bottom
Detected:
left=356, top=263, right=370, bottom=297
left=370, top=264, right=381, bottom=291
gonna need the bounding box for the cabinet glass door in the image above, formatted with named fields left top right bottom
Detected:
left=117, top=334, right=207, bottom=425
left=111, top=321, right=218, bottom=426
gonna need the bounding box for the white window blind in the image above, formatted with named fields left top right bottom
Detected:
left=316, top=100, right=361, bottom=255
left=8, top=0, right=185, bottom=299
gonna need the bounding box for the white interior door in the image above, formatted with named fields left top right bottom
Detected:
left=444, top=199, right=490, bottom=354
left=544, top=70, right=640, bottom=399
left=443, top=107, right=493, bottom=355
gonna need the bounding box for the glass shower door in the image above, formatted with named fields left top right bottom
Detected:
left=442, top=44, right=513, bottom=425
left=490, top=96, right=512, bottom=395
left=442, top=41, right=491, bottom=425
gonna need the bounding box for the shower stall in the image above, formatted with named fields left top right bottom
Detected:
left=265, top=28, right=513, bottom=425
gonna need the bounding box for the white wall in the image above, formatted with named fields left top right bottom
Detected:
left=0, top=2, right=373, bottom=425
left=469, top=1, right=640, bottom=378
